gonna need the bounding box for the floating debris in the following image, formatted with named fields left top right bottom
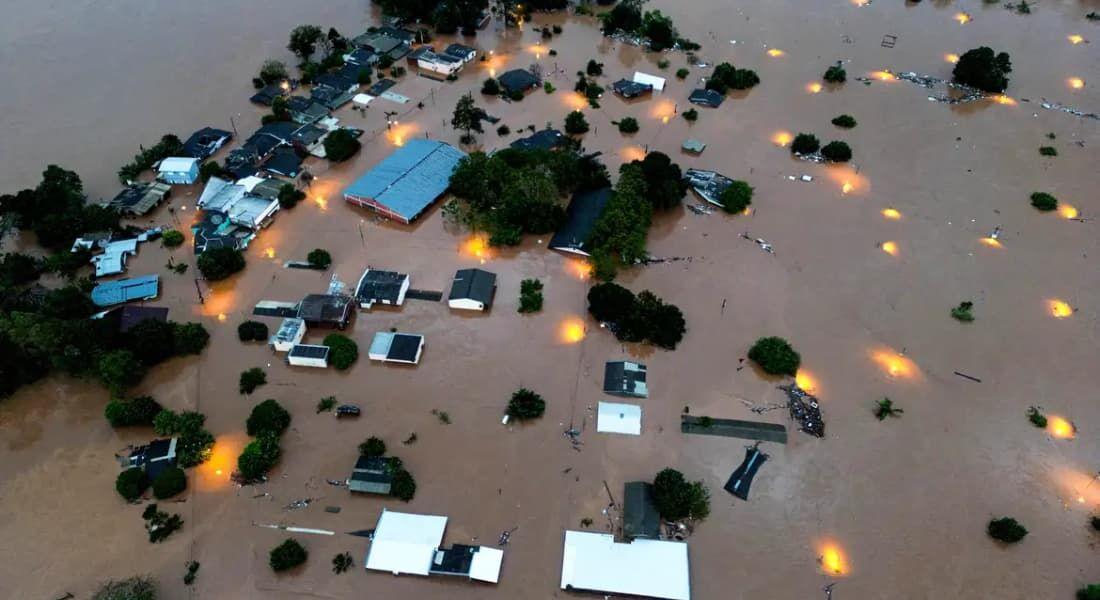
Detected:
left=685, top=169, right=734, bottom=206
left=778, top=384, right=825, bottom=437
left=740, top=232, right=775, bottom=254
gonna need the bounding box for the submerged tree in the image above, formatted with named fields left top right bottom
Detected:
left=874, top=397, right=904, bottom=420
left=652, top=468, right=710, bottom=521
left=719, top=180, right=754, bottom=214
left=748, top=337, right=801, bottom=376
left=452, top=93, right=484, bottom=144
left=507, top=388, right=546, bottom=420
left=288, top=25, right=324, bottom=60
left=987, top=517, right=1028, bottom=543
left=952, top=47, right=1012, bottom=93
left=270, top=538, right=308, bottom=572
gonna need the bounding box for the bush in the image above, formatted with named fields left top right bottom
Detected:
left=172, top=323, right=209, bottom=355
left=246, top=399, right=291, bottom=437
left=676, top=68, right=690, bottom=79
left=316, top=396, right=336, bottom=413
left=116, top=467, right=149, bottom=501
left=586, top=59, right=604, bottom=76
left=657, top=58, right=670, bottom=70
left=507, top=388, right=546, bottom=420
left=587, top=282, right=638, bottom=323
left=518, top=278, right=544, bottom=313
left=564, top=111, right=589, bottom=134
left=544, top=81, right=556, bottom=94
left=719, top=180, right=754, bottom=214
left=831, top=114, right=857, bottom=129
left=748, top=337, right=801, bottom=376
left=307, top=248, right=332, bottom=269
left=497, top=124, right=511, bottom=136
left=823, top=65, right=847, bottom=83
left=270, top=538, right=308, bottom=572
left=953, top=47, right=1012, bottom=93
left=99, top=350, right=147, bottom=394
left=987, top=517, right=1028, bottom=543
left=152, top=466, right=187, bottom=499
left=391, top=468, right=417, bottom=501
left=1079, top=585, right=1100, bottom=600
left=238, top=431, right=282, bottom=481
left=652, top=468, right=710, bottom=521
left=359, top=436, right=386, bottom=457
left=1092, top=516, right=1100, bottom=532
left=821, top=141, right=852, bottom=162
left=105, top=396, right=163, bottom=427
left=1039, top=146, right=1058, bottom=157
left=951, top=301, right=974, bottom=322
left=682, top=108, right=698, bottom=122
left=508, top=89, right=525, bottom=101
left=197, top=247, right=245, bottom=281
left=239, top=368, right=267, bottom=394
left=278, top=184, right=305, bottom=209
left=162, top=230, right=184, bottom=247
left=586, top=283, right=686, bottom=349
left=332, top=552, right=354, bottom=574
left=617, top=117, right=639, bottom=134
left=481, top=78, right=500, bottom=95
left=259, top=59, right=289, bottom=85
left=790, top=133, right=820, bottom=155
left=324, top=129, right=361, bottom=162
left=92, top=576, right=157, bottom=600
left=323, top=334, right=358, bottom=370
left=1030, top=192, right=1057, bottom=211
left=238, top=321, right=269, bottom=342
left=1026, top=406, right=1047, bottom=428
left=144, top=504, right=184, bottom=543
left=705, top=63, right=760, bottom=94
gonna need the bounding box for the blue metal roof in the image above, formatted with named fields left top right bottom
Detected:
left=91, top=275, right=160, bottom=307
left=343, top=140, right=466, bottom=222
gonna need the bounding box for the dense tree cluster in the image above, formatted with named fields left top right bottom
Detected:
left=238, top=431, right=282, bottom=481
left=238, top=320, right=270, bottom=342
left=587, top=283, right=687, bottom=349
left=239, top=367, right=267, bottom=394
left=953, top=47, right=1012, bottom=93
left=372, top=0, right=489, bottom=34
left=153, top=409, right=216, bottom=467
left=323, top=333, right=358, bottom=370
left=307, top=248, right=332, bottom=269
left=507, top=388, right=547, bottom=420
left=323, top=129, right=361, bottom=162
left=748, top=336, right=801, bottom=376
left=152, top=466, right=188, bottom=499
left=706, top=63, right=760, bottom=94
left=246, top=399, right=292, bottom=437
left=197, top=247, right=245, bottom=280
left=518, top=278, right=544, bottom=313
left=586, top=162, right=651, bottom=279
left=105, top=396, right=163, bottom=427
left=118, top=134, right=183, bottom=184
left=270, top=538, right=308, bottom=572
left=599, top=0, right=698, bottom=51
left=652, top=468, right=710, bottom=521
left=719, top=180, right=754, bottom=214
left=447, top=146, right=610, bottom=246
left=0, top=166, right=121, bottom=250
left=278, top=183, right=306, bottom=209
left=116, top=467, right=149, bottom=501
left=987, top=517, right=1028, bottom=543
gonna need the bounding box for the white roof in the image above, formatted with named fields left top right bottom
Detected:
left=236, top=175, right=267, bottom=191
left=353, top=93, right=374, bottom=106
left=227, top=195, right=279, bottom=228
left=633, top=71, right=666, bottom=92
left=597, top=402, right=642, bottom=435
left=158, top=157, right=199, bottom=173
left=468, top=547, right=504, bottom=583
left=561, top=531, right=690, bottom=600
left=365, top=510, right=448, bottom=576
left=197, top=177, right=245, bottom=211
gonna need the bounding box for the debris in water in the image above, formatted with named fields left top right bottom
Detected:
left=778, top=384, right=825, bottom=437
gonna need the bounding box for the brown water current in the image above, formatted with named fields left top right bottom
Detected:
left=1, top=0, right=1099, bottom=598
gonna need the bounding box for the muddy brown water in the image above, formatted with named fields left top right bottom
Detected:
left=1, top=0, right=1099, bottom=598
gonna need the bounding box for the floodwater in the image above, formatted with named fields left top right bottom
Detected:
left=2, top=0, right=1099, bottom=598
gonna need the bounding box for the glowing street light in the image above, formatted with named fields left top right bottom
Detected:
left=1047, top=416, right=1076, bottom=439
left=560, top=317, right=586, bottom=344
left=945, top=53, right=960, bottom=64
left=871, top=70, right=896, bottom=81
left=772, top=131, right=793, bottom=147
left=767, top=48, right=785, bottom=57
left=881, top=241, right=898, bottom=256
left=1058, top=204, right=1079, bottom=219
left=881, top=208, right=901, bottom=220
left=1068, top=77, right=1085, bottom=90
left=954, top=12, right=971, bottom=24
left=1068, top=34, right=1084, bottom=45
left=817, top=541, right=850, bottom=576
left=1048, top=299, right=1073, bottom=318
left=806, top=82, right=822, bottom=94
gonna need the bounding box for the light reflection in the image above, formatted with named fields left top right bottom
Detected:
left=1068, top=77, right=1085, bottom=90
left=461, top=234, right=492, bottom=264
left=1068, top=35, right=1084, bottom=45
left=979, top=237, right=1003, bottom=249
left=1058, top=204, right=1079, bottom=219
left=772, top=131, right=793, bottom=147
left=621, top=145, right=647, bottom=162
left=806, top=82, right=822, bottom=94
left=560, top=317, right=586, bottom=344
left=767, top=48, right=785, bottom=57
left=795, top=370, right=818, bottom=394
left=1048, top=299, right=1073, bottom=318
left=881, top=241, right=898, bottom=256
left=954, top=12, right=971, bottom=24
left=1047, top=416, right=1076, bottom=439
left=565, top=258, right=593, bottom=280
left=871, top=70, right=896, bottom=81
left=816, top=540, right=850, bottom=576
left=881, top=208, right=901, bottom=220
left=871, top=348, right=918, bottom=379
left=945, top=53, right=960, bottom=64
left=264, top=247, right=276, bottom=259
left=991, top=95, right=1017, bottom=106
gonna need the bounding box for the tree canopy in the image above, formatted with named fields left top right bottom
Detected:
left=821, top=141, right=852, bottom=162
left=197, top=247, right=245, bottom=281
left=324, top=129, right=361, bottom=162
left=288, top=25, right=324, bottom=60
left=452, top=93, right=485, bottom=143
left=247, top=399, right=292, bottom=437
left=706, top=63, right=761, bottom=94
left=719, top=181, right=754, bottom=214
left=270, top=538, right=308, bottom=572
left=652, top=468, right=710, bottom=521
left=748, top=336, right=801, bottom=376
left=323, top=334, right=358, bottom=370
left=507, top=388, right=547, bottom=420
left=587, top=283, right=686, bottom=349
left=952, top=47, right=1012, bottom=93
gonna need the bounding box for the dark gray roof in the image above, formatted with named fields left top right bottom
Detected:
left=262, top=147, right=302, bottom=178
left=250, top=84, right=286, bottom=106
left=290, top=344, right=330, bottom=359
left=117, top=305, right=170, bottom=332
left=109, top=182, right=171, bottom=216
left=192, top=211, right=253, bottom=253
left=498, top=69, right=540, bottom=94
left=255, top=122, right=298, bottom=142
left=623, top=482, right=661, bottom=540
left=444, top=43, right=476, bottom=59
left=349, top=455, right=394, bottom=494
left=181, top=127, right=233, bottom=159
left=449, top=268, right=497, bottom=306
left=689, top=88, right=724, bottom=108
left=430, top=544, right=480, bottom=576
left=298, top=294, right=353, bottom=325
left=612, top=79, right=653, bottom=98
left=509, top=129, right=566, bottom=151
left=603, top=360, right=647, bottom=397
left=356, top=270, right=407, bottom=304
left=548, top=187, right=612, bottom=255
left=388, top=334, right=422, bottom=362
left=292, top=124, right=327, bottom=146
left=345, top=48, right=378, bottom=66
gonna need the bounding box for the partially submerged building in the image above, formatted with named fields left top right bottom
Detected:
left=181, top=127, right=233, bottom=160
left=560, top=531, right=689, bottom=600
left=288, top=344, right=330, bottom=368
left=156, top=157, right=200, bottom=185
left=612, top=79, right=653, bottom=99
left=685, top=169, right=734, bottom=207
left=509, top=129, right=567, bottom=152
left=596, top=402, right=642, bottom=436
left=548, top=187, right=611, bottom=256
left=443, top=43, right=477, bottom=63
left=412, top=47, right=465, bottom=79
left=125, top=438, right=178, bottom=479
left=355, top=269, right=410, bottom=309
left=109, top=182, right=171, bottom=216
left=368, top=332, right=424, bottom=364
left=353, top=30, right=412, bottom=61
left=448, top=268, right=496, bottom=311
left=497, top=69, right=540, bottom=95
left=347, top=455, right=395, bottom=494
left=623, top=481, right=661, bottom=540
left=250, top=83, right=289, bottom=106
left=364, top=509, right=503, bottom=584
left=95, top=305, right=170, bottom=333
left=343, top=140, right=466, bottom=224
left=193, top=177, right=280, bottom=252
left=285, top=96, right=331, bottom=125
left=269, top=317, right=306, bottom=352
left=632, top=71, right=666, bottom=92
left=298, top=294, right=354, bottom=329
left=603, top=361, right=647, bottom=397
left=262, top=147, right=303, bottom=179
left=91, top=274, right=160, bottom=307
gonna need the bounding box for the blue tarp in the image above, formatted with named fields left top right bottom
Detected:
left=343, top=140, right=466, bottom=222
left=91, top=274, right=160, bottom=307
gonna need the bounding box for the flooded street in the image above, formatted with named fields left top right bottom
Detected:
left=2, top=0, right=1099, bottom=598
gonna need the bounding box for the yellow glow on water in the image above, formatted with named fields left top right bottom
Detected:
left=197, top=433, right=246, bottom=490
left=841, top=182, right=853, bottom=194
left=824, top=165, right=870, bottom=195
left=1047, top=416, right=1076, bottom=439
left=264, top=247, right=275, bottom=258
left=772, top=131, right=792, bottom=147
left=217, top=313, right=227, bottom=322
left=387, top=123, right=417, bottom=147
left=489, top=68, right=496, bottom=77
left=851, top=0, right=869, bottom=6
left=945, top=53, right=960, bottom=64
left=566, top=258, right=593, bottom=280
left=767, top=48, right=785, bottom=57
left=560, top=317, right=586, bottom=344
left=621, top=145, right=647, bottom=162
left=992, top=95, right=1017, bottom=106
left=817, top=541, right=850, bottom=576
left=979, top=237, right=1003, bottom=249
left=806, top=82, right=822, bottom=94
left=314, top=196, right=327, bottom=210
left=1068, top=77, right=1085, bottom=89
left=1068, top=35, right=1084, bottom=45
left=871, top=70, right=896, bottom=81
left=881, top=241, right=898, bottom=256
left=881, top=208, right=901, bottom=220
left=871, top=349, right=918, bottom=379
left=954, top=12, right=971, bottom=24
left=1059, top=204, right=1079, bottom=219
left=461, top=234, right=492, bottom=262
left=795, top=370, right=818, bottom=394
left=1048, top=299, right=1073, bottom=318
left=563, top=92, right=588, bottom=111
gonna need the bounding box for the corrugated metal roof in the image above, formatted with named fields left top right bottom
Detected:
left=91, top=275, right=160, bottom=307
left=344, top=140, right=466, bottom=222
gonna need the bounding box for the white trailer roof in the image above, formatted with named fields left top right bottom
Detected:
left=633, top=71, right=666, bottom=92
left=597, top=402, right=642, bottom=435
left=561, top=531, right=690, bottom=600
left=468, top=547, right=504, bottom=583
left=365, top=510, right=448, bottom=576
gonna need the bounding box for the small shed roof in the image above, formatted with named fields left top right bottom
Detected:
left=344, top=140, right=466, bottom=222
left=632, top=72, right=666, bottom=92
left=560, top=531, right=690, bottom=600
left=603, top=361, right=648, bottom=397
left=623, top=482, right=661, bottom=540
left=596, top=402, right=642, bottom=435
left=449, top=269, right=496, bottom=306
left=91, top=275, right=159, bottom=307
left=272, top=318, right=306, bottom=343
left=365, top=509, right=448, bottom=576
left=389, top=334, right=423, bottom=362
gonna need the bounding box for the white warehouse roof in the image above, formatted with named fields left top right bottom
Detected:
left=560, top=531, right=690, bottom=600
left=633, top=71, right=666, bottom=92
left=365, top=510, right=448, bottom=576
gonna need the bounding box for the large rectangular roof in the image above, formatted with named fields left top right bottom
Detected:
left=549, top=187, right=612, bottom=256
left=344, top=140, right=465, bottom=222
left=597, top=402, right=642, bottom=435
left=91, top=275, right=160, bottom=307
left=365, top=510, right=448, bottom=576
left=560, top=531, right=690, bottom=600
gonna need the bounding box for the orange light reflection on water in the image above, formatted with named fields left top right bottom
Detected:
left=881, top=241, right=898, bottom=256
left=1048, top=299, right=1073, bottom=318
left=1058, top=204, right=1079, bottom=219
left=871, top=70, right=896, bottom=81
left=565, top=258, right=593, bottom=280
left=806, top=82, right=822, bottom=94
left=945, top=53, right=960, bottom=64
left=954, top=12, right=971, bottom=24
left=979, top=237, right=1003, bottom=249
left=871, top=348, right=918, bottom=379
left=197, top=432, right=247, bottom=490
left=772, top=131, right=792, bottom=147
left=881, top=208, right=901, bottom=220
left=795, top=370, right=818, bottom=394
left=816, top=540, right=851, bottom=576
left=767, top=48, right=785, bottom=57
left=1047, top=416, right=1076, bottom=439
left=1068, top=77, right=1085, bottom=90
left=559, top=317, right=586, bottom=344
left=461, top=234, right=493, bottom=264
left=621, top=145, right=647, bottom=162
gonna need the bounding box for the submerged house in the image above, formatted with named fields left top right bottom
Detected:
left=347, top=455, right=395, bottom=494
left=269, top=317, right=306, bottom=352
left=288, top=344, right=330, bottom=368
left=632, top=71, right=666, bottom=92
left=685, top=169, right=734, bottom=207
left=509, top=129, right=567, bottom=152
left=355, top=269, right=410, bottom=309
left=560, top=531, right=690, bottom=600
left=344, top=47, right=378, bottom=67
left=498, top=69, right=540, bottom=95
left=688, top=88, right=724, bottom=108
left=411, top=46, right=465, bottom=79
left=448, top=268, right=496, bottom=311
left=623, top=481, right=661, bottom=540
left=603, top=361, right=648, bottom=397
left=126, top=438, right=178, bottom=479
left=156, top=157, right=200, bottom=185
left=285, top=96, right=330, bottom=125
left=298, top=294, right=354, bottom=329
left=312, top=69, right=360, bottom=110
left=109, top=182, right=171, bottom=216
left=368, top=332, right=424, bottom=364
left=93, top=305, right=170, bottom=333
left=250, top=83, right=288, bottom=106
left=343, top=140, right=466, bottom=224
left=548, top=187, right=611, bottom=256
left=612, top=79, right=653, bottom=99
left=262, top=147, right=303, bottom=179
left=365, top=509, right=504, bottom=583
left=596, top=402, right=642, bottom=436
left=353, top=30, right=412, bottom=61
left=443, top=43, right=477, bottom=63
left=91, top=275, right=160, bottom=307
left=181, top=127, right=233, bottom=160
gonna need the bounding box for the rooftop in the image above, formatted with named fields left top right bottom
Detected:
left=298, top=294, right=353, bottom=325
left=355, top=269, right=408, bottom=306
left=365, top=509, right=448, bottom=576
left=560, top=531, right=690, bottom=600
left=548, top=187, right=612, bottom=256
left=509, top=129, right=567, bottom=152
left=181, top=127, right=232, bottom=159
left=603, top=360, right=648, bottom=397
left=91, top=275, right=160, bottom=307
left=289, top=344, right=330, bottom=360
left=623, top=482, right=661, bottom=540
left=343, top=140, right=466, bottom=223
left=448, top=268, right=497, bottom=307
left=108, top=182, right=171, bottom=216
left=369, top=332, right=424, bottom=364
left=612, top=79, right=653, bottom=98
left=498, top=69, right=540, bottom=94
